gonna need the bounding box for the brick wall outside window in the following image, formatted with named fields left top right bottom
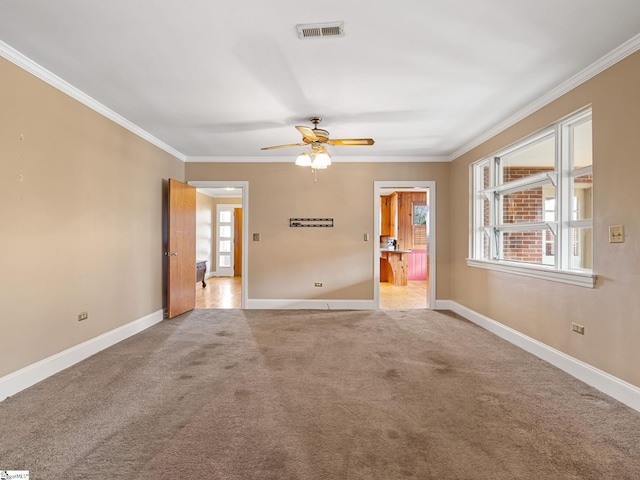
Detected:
left=501, top=167, right=553, bottom=263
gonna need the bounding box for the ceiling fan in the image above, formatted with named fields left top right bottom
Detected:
left=260, top=116, right=375, bottom=151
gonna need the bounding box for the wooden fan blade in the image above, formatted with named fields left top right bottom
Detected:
left=261, top=142, right=306, bottom=150
left=328, top=138, right=375, bottom=146
left=295, top=126, right=319, bottom=142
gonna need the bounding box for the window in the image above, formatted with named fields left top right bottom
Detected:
left=469, top=108, right=595, bottom=287
left=217, top=208, right=233, bottom=273
left=412, top=203, right=428, bottom=247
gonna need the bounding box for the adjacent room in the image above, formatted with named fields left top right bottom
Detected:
left=1, top=1, right=640, bottom=478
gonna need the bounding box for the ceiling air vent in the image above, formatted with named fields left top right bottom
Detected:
left=296, top=22, right=344, bottom=39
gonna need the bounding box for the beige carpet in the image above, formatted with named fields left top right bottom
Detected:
left=1, top=309, right=639, bottom=479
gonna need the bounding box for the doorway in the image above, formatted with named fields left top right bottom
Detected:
left=214, top=203, right=242, bottom=277
left=190, top=181, right=248, bottom=309
left=374, top=181, right=436, bottom=309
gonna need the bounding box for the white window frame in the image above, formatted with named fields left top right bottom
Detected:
left=468, top=108, right=596, bottom=288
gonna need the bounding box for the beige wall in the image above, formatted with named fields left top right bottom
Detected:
left=0, top=57, right=185, bottom=377
left=186, top=162, right=451, bottom=300
left=449, top=50, right=640, bottom=387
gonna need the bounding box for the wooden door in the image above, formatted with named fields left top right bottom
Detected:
left=167, top=179, right=196, bottom=318
left=233, top=208, right=242, bottom=277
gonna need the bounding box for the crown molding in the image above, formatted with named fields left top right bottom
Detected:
left=186, top=155, right=448, bottom=163
left=449, top=32, right=640, bottom=161
left=0, top=40, right=187, bottom=162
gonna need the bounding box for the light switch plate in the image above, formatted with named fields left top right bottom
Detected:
left=609, top=225, right=624, bottom=243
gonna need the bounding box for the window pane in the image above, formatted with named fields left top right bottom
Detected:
left=413, top=204, right=427, bottom=225
left=219, top=225, right=231, bottom=238
left=502, top=230, right=546, bottom=265
left=572, top=174, right=592, bottom=221
left=478, top=162, right=491, bottom=227
left=219, top=240, right=231, bottom=253
left=219, top=255, right=231, bottom=267
left=572, top=119, right=592, bottom=169
left=219, top=211, right=231, bottom=223
left=481, top=163, right=490, bottom=189
left=571, top=227, right=593, bottom=270
left=544, top=197, right=556, bottom=221
left=502, top=185, right=555, bottom=224
left=543, top=229, right=555, bottom=266
left=482, top=231, right=491, bottom=261
left=501, top=134, right=555, bottom=184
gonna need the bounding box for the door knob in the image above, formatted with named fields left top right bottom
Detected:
left=165, top=251, right=178, bottom=256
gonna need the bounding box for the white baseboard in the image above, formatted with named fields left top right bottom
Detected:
left=438, top=300, right=640, bottom=413
left=434, top=299, right=455, bottom=310
left=0, top=309, right=164, bottom=402
left=246, top=299, right=377, bottom=310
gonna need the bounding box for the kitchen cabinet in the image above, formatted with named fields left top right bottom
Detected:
left=380, top=193, right=397, bottom=237
left=380, top=249, right=410, bottom=286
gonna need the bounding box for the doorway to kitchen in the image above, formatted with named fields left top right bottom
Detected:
left=190, top=181, right=248, bottom=309
left=374, top=181, right=435, bottom=309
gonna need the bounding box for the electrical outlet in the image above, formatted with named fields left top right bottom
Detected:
left=314, top=282, right=323, bottom=287
left=572, top=322, right=585, bottom=335
left=78, top=312, right=89, bottom=321
left=609, top=225, right=624, bottom=243
left=253, top=233, right=261, bottom=241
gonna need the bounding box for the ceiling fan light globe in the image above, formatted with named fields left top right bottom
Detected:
left=312, top=152, right=331, bottom=169
left=295, top=152, right=312, bottom=166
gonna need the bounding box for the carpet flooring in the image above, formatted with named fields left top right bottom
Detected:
left=1, top=309, right=639, bottom=479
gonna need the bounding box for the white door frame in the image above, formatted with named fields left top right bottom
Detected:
left=374, top=181, right=436, bottom=309
left=189, top=181, right=248, bottom=309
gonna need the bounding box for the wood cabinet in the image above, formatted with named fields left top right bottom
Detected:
left=380, top=251, right=409, bottom=286
left=380, top=193, right=397, bottom=237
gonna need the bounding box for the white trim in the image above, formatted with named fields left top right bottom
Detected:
left=186, top=156, right=447, bottom=163
left=0, top=40, right=186, bottom=162
left=188, top=181, right=249, bottom=309
left=439, top=301, right=640, bottom=413
left=246, top=299, right=377, bottom=310
left=450, top=32, right=640, bottom=161
left=482, top=172, right=556, bottom=196
left=0, top=309, right=164, bottom=402
left=466, top=258, right=596, bottom=288
left=434, top=299, right=456, bottom=310
left=374, top=181, right=437, bottom=309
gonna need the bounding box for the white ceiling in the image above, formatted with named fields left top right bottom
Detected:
left=1, top=1, right=639, bottom=162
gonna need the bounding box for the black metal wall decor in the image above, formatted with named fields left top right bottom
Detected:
left=289, top=218, right=334, bottom=227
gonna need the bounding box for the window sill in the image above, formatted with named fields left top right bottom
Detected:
left=466, top=259, right=596, bottom=288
